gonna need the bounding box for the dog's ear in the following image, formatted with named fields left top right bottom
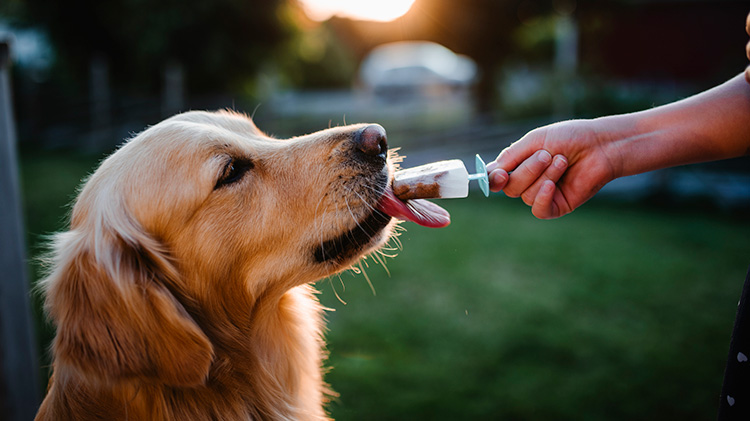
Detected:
left=42, top=222, right=213, bottom=387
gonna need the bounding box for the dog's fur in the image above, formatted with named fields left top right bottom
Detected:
left=35, top=111, right=396, bottom=420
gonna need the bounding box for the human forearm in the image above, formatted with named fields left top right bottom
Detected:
left=602, top=74, right=750, bottom=179
left=487, top=73, right=750, bottom=219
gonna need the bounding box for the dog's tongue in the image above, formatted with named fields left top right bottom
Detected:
left=378, top=189, right=450, bottom=228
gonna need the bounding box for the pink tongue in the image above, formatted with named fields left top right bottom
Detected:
left=377, top=189, right=451, bottom=228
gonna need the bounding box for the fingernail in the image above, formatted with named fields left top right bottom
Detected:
left=553, top=155, right=567, bottom=169
left=537, top=150, right=552, bottom=165
left=490, top=170, right=507, bottom=186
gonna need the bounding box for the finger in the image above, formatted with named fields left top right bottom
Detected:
left=489, top=129, right=546, bottom=172
left=746, top=12, right=750, bottom=35
left=502, top=150, right=552, bottom=198
left=488, top=169, right=509, bottom=192
left=531, top=180, right=558, bottom=219
left=520, top=154, right=568, bottom=206
left=746, top=65, right=750, bottom=84
left=486, top=158, right=499, bottom=173
left=532, top=181, right=576, bottom=220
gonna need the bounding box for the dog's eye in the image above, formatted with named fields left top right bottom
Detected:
left=215, top=158, right=253, bottom=189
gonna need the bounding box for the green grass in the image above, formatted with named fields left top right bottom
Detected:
left=19, top=151, right=750, bottom=420
left=320, top=197, right=750, bottom=420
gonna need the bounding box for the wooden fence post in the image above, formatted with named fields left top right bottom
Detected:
left=0, top=40, right=42, bottom=421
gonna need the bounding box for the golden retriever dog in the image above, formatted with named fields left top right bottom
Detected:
left=35, top=110, right=447, bottom=420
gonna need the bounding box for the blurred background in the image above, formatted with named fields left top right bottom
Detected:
left=2, top=0, right=750, bottom=419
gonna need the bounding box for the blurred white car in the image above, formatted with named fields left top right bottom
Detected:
left=358, top=41, right=477, bottom=99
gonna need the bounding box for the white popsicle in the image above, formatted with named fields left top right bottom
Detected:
left=392, top=155, right=491, bottom=200
left=392, top=159, right=470, bottom=200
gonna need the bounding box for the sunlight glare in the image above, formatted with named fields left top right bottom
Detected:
left=299, top=0, right=416, bottom=22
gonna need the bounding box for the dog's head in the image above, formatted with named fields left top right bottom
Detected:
left=41, top=110, right=400, bottom=387
left=113, top=110, right=396, bottom=286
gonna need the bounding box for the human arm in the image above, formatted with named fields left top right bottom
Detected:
left=487, top=73, right=750, bottom=219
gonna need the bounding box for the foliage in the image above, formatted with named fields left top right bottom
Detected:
left=406, top=0, right=559, bottom=112
left=11, top=0, right=295, bottom=93
left=277, top=22, right=358, bottom=89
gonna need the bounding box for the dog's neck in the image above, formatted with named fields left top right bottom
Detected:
left=176, top=282, right=332, bottom=419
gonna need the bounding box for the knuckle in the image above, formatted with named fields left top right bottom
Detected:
left=545, top=165, right=564, bottom=181
left=523, top=161, right=546, bottom=178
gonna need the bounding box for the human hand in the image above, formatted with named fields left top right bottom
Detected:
left=486, top=119, right=621, bottom=219
left=745, top=12, right=750, bottom=83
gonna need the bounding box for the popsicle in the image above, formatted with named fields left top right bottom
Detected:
left=393, top=154, right=490, bottom=200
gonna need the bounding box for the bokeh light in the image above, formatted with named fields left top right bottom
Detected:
left=298, top=0, right=416, bottom=22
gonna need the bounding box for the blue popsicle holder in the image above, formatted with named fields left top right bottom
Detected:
left=468, top=154, right=490, bottom=197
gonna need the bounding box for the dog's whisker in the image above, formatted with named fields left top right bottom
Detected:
left=377, top=245, right=400, bottom=256
left=342, top=196, right=359, bottom=224
left=339, top=272, right=348, bottom=292
left=359, top=256, right=370, bottom=269
left=357, top=261, right=377, bottom=297
left=313, top=191, right=334, bottom=261
left=342, top=194, right=370, bottom=242
left=340, top=178, right=381, bottom=214
left=327, top=277, right=347, bottom=305
left=371, top=251, right=391, bottom=277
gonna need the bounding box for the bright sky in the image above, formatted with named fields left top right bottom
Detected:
left=298, top=0, right=416, bottom=22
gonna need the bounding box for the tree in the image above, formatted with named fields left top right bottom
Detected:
left=412, top=0, right=519, bottom=114
left=18, top=0, right=294, bottom=93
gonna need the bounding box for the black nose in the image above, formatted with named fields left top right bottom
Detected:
left=354, top=124, right=387, bottom=159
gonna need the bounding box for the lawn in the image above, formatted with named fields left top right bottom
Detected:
left=20, top=151, right=750, bottom=420
left=319, top=194, right=750, bottom=420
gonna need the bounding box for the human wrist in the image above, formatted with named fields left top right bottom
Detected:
left=592, top=101, right=711, bottom=179
left=588, top=113, right=642, bottom=180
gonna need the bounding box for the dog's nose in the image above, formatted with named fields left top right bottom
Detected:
left=354, top=124, right=387, bottom=159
